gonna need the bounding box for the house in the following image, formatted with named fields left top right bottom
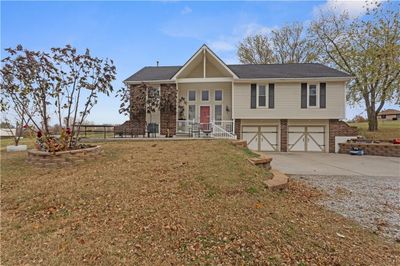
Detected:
left=121, top=44, right=357, bottom=153
left=378, top=109, right=400, bottom=120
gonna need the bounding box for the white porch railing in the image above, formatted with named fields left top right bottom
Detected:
left=176, top=120, right=236, bottom=139
left=211, top=123, right=236, bottom=139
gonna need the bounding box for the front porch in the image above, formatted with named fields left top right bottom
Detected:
left=176, top=120, right=236, bottom=139
left=113, top=119, right=236, bottom=139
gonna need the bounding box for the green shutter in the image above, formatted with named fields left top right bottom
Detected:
left=268, top=83, right=275, bottom=109
left=320, top=83, right=326, bottom=108
left=301, top=83, right=307, bottom=109
left=251, top=84, right=257, bottom=109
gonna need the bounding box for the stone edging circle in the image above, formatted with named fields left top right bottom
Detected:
left=27, top=145, right=103, bottom=167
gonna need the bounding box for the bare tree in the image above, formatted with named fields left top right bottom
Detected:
left=51, top=45, right=116, bottom=145
left=0, top=45, right=50, bottom=134
left=1, top=44, right=116, bottom=150
left=272, top=22, right=317, bottom=63
left=310, top=1, right=400, bottom=131
left=237, top=23, right=316, bottom=64
left=237, top=35, right=276, bottom=64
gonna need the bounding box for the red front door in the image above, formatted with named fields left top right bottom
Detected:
left=200, top=106, right=210, bottom=130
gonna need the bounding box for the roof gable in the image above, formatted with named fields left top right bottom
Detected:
left=172, top=44, right=238, bottom=79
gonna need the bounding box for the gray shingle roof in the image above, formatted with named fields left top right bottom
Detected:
left=124, top=66, right=180, bottom=82
left=228, top=63, right=351, bottom=79
left=124, top=63, right=350, bottom=82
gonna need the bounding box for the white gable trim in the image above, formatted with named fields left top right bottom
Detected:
left=176, top=77, right=234, bottom=83
left=171, top=44, right=239, bottom=80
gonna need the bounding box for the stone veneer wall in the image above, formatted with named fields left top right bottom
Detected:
left=27, top=146, right=103, bottom=167
left=129, top=84, right=146, bottom=135
left=339, top=142, right=400, bottom=157
left=160, top=84, right=177, bottom=136
left=329, top=119, right=358, bottom=153
left=234, top=119, right=241, bottom=139
left=280, top=119, right=288, bottom=152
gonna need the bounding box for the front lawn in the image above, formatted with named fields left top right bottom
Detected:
left=1, top=140, right=399, bottom=264
left=349, top=120, right=400, bottom=140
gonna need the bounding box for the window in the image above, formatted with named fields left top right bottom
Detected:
left=214, top=105, right=222, bottom=121
left=188, top=90, right=196, bottom=101
left=258, top=85, right=266, bottom=107
left=309, top=85, right=317, bottom=107
left=188, top=105, right=196, bottom=120
left=202, top=90, right=209, bottom=101
left=215, top=90, right=223, bottom=101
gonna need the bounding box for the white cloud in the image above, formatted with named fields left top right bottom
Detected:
left=313, top=0, right=383, bottom=17
left=207, top=23, right=275, bottom=53
left=234, top=23, right=274, bottom=37
left=181, top=6, right=192, bottom=15
left=208, top=40, right=235, bottom=53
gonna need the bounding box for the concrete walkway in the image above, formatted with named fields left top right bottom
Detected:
left=267, top=152, right=400, bottom=177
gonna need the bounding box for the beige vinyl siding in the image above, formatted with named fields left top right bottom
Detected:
left=233, top=81, right=345, bottom=119
left=205, top=54, right=231, bottom=77
left=178, top=82, right=232, bottom=121
left=186, top=61, right=203, bottom=78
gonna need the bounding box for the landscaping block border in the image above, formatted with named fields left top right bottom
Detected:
left=339, top=142, right=400, bottom=157
left=27, top=146, right=103, bottom=167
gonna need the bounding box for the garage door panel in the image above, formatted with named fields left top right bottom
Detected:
left=242, top=126, right=278, bottom=151
left=242, top=127, right=259, bottom=133
left=242, top=132, right=258, bottom=150
left=308, top=133, right=325, bottom=152
left=260, top=133, right=278, bottom=151
left=288, top=126, right=306, bottom=133
left=288, top=126, right=325, bottom=152
left=307, top=126, right=325, bottom=133
left=288, top=132, right=305, bottom=151
left=260, top=126, right=277, bottom=132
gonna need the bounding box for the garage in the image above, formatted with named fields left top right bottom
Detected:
left=288, top=126, right=325, bottom=152
left=242, top=126, right=278, bottom=151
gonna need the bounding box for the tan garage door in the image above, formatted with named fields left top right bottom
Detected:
left=242, top=126, right=278, bottom=151
left=288, top=126, right=325, bottom=152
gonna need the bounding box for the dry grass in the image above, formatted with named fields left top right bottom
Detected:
left=349, top=120, right=400, bottom=140
left=1, top=140, right=399, bottom=265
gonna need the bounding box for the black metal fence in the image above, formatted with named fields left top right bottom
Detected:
left=77, top=124, right=116, bottom=139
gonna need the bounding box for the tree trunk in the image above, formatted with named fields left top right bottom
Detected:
left=367, top=109, right=378, bottom=131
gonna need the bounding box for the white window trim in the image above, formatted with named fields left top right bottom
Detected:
left=188, top=90, right=196, bottom=102
left=214, top=104, right=223, bottom=121
left=257, top=84, right=268, bottom=108
left=307, top=84, right=319, bottom=108
left=188, top=104, right=196, bottom=121
left=214, top=89, right=223, bottom=102
left=201, top=89, right=210, bottom=102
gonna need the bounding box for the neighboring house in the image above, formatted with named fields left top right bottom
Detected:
left=121, top=44, right=357, bottom=153
left=378, top=109, right=400, bottom=120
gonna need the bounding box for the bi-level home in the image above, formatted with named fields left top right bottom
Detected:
left=121, top=44, right=357, bottom=153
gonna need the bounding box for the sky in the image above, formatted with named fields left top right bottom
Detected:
left=1, top=0, right=396, bottom=124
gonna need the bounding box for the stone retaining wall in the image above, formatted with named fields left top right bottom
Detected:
left=339, top=142, right=400, bottom=157
left=27, top=146, right=103, bottom=167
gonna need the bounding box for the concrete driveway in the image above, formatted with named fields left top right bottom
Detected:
left=268, top=152, right=400, bottom=177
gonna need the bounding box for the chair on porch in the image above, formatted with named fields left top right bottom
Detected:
left=189, top=123, right=201, bottom=138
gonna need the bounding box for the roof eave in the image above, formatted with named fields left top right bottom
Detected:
left=234, top=76, right=354, bottom=82
left=124, top=79, right=175, bottom=85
